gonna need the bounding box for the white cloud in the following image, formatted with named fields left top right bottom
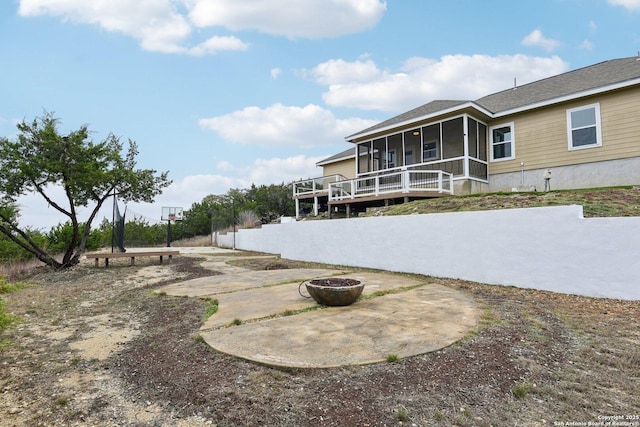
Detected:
left=18, top=0, right=386, bottom=54
left=198, top=103, right=377, bottom=147
left=17, top=154, right=324, bottom=229
left=270, top=68, right=282, bottom=79
left=521, top=29, right=561, bottom=52
left=214, top=155, right=324, bottom=183
left=579, top=39, right=595, bottom=51
left=315, top=54, right=569, bottom=112
left=18, top=0, right=249, bottom=55
left=589, top=20, right=598, bottom=31
left=125, top=155, right=324, bottom=223
left=188, top=0, right=387, bottom=39
left=311, top=58, right=382, bottom=85
left=186, top=36, right=249, bottom=56
left=216, top=160, right=235, bottom=172
left=608, top=0, right=640, bottom=11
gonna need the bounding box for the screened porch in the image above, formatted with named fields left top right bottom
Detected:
left=354, top=114, right=489, bottom=183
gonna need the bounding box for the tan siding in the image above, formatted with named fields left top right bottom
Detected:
left=323, top=158, right=356, bottom=179
left=488, top=87, right=640, bottom=175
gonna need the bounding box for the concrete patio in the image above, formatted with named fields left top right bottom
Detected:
left=157, top=250, right=480, bottom=368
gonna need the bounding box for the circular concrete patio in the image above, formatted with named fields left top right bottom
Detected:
left=158, top=259, right=480, bottom=368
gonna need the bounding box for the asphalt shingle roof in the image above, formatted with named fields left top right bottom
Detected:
left=317, top=147, right=355, bottom=165
left=347, top=57, right=640, bottom=140
left=476, top=56, right=640, bottom=113
left=347, top=100, right=469, bottom=140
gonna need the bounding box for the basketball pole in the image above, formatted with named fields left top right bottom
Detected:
left=166, top=218, right=171, bottom=247
left=111, top=189, right=116, bottom=253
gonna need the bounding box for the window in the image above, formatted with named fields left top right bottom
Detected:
left=478, top=122, right=487, bottom=161
left=403, top=129, right=421, bottom=166
left=490, top=123, right=514, bottom=161
left=386, top=149, right=396, bottom=169
left=441, top=117, right=464, bottom=158
left=357, top=143, right=371, bottom=174
left=421, top=123, right=440, bottom=161
left=373, top=138, right=385, bottom=171
left=405, top=149, right=413, bottom=165
left=468, top=118, right=478, bottom=157
left=567, top=104, right=601, bottom=150
left=423, top=141, right=438, bottom=160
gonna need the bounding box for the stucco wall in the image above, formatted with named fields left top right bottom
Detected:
left=217, top=206, right=640, bottom=300
left=488, top=157, right=640, bottom=192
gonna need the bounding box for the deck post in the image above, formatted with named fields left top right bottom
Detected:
left=295, top=198, right=300, bottom=219
left=314, top=196, right=319, bottom=216
left=403, top=169, right=410, bottom=193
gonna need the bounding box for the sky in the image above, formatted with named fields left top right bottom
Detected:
left=1, top=0, right=640, bottom=230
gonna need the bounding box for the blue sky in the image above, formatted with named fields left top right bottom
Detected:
left=1, top=0, right=639, bottom=230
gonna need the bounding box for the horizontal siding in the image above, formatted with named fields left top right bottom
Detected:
left=489, top=87, right=640, bottom=175
left=323, top=158, right=356, bottom=179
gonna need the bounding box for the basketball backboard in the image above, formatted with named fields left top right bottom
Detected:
left=161, top=206, right=184, bottom=221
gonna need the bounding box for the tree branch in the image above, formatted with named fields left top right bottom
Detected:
left=29, top=177, right=73, bottom=218
left=0, top=213, right=59, bottom=268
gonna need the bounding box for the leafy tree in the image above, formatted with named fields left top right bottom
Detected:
left=0, top=227, right=47, bottom=263
left=47, top=221, right=102, bottom=254
left=177, top=183, right=295, bottom=238
left=0, top=113, right=171, bottom=269
left=123, top=216, right=166, bottom=247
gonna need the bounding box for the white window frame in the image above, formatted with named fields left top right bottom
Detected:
left=405, top=149, right=413, bottom=165
left=567, top=103, right=602, bottom=151
left=489, top=122, right=515, bottom=162
left=386, top=149, right=396, bottom=169
left=422, top=140, right=438, bottom=161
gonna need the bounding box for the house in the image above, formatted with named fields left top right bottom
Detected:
left=293, top=56, right=640, bottom=218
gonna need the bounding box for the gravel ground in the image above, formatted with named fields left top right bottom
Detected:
left=1, top=253, right=639, bottom=426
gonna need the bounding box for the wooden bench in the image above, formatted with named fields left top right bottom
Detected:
left=85, top=250, right=180, bottom=267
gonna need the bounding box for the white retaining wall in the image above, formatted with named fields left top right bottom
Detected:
left=217, top=206, right=640, bottom=300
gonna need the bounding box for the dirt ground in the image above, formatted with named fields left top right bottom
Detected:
left=1, top=252, right=639, bottom=427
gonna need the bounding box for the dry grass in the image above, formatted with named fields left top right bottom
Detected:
left=0, top=255, right=638, bottom=426
left=366, top=187, right=640, bottom=218
left=0, top=259, right=45, bottom=281
left=170, top=235, right=212, bottom=247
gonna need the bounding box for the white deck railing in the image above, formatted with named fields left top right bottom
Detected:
left=328, top=170, right=453, bottom=202
left=292, top=174, right=347, bottom=198
left=293, top=174, right=347, bottom=198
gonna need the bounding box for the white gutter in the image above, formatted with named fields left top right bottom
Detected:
left=492, top=77, right=640, bottom=118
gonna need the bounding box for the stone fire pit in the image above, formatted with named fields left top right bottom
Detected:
left=303, top=278, right=364, bottom=306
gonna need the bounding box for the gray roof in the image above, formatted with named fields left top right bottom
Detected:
left=347, top=56, right=640, bottom=141
left=476, top=56, right=640, bottom=113
left=316, top=147, right=355, bottom=166
left=346, top=100, right=469, bottom=140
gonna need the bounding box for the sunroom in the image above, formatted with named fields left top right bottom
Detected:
left=330, top=112, right=490, bottom=206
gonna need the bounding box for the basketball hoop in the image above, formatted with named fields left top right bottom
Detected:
left=161, top=207, right=183, bottom=222
left=161, top=206, right=184, bottom=248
